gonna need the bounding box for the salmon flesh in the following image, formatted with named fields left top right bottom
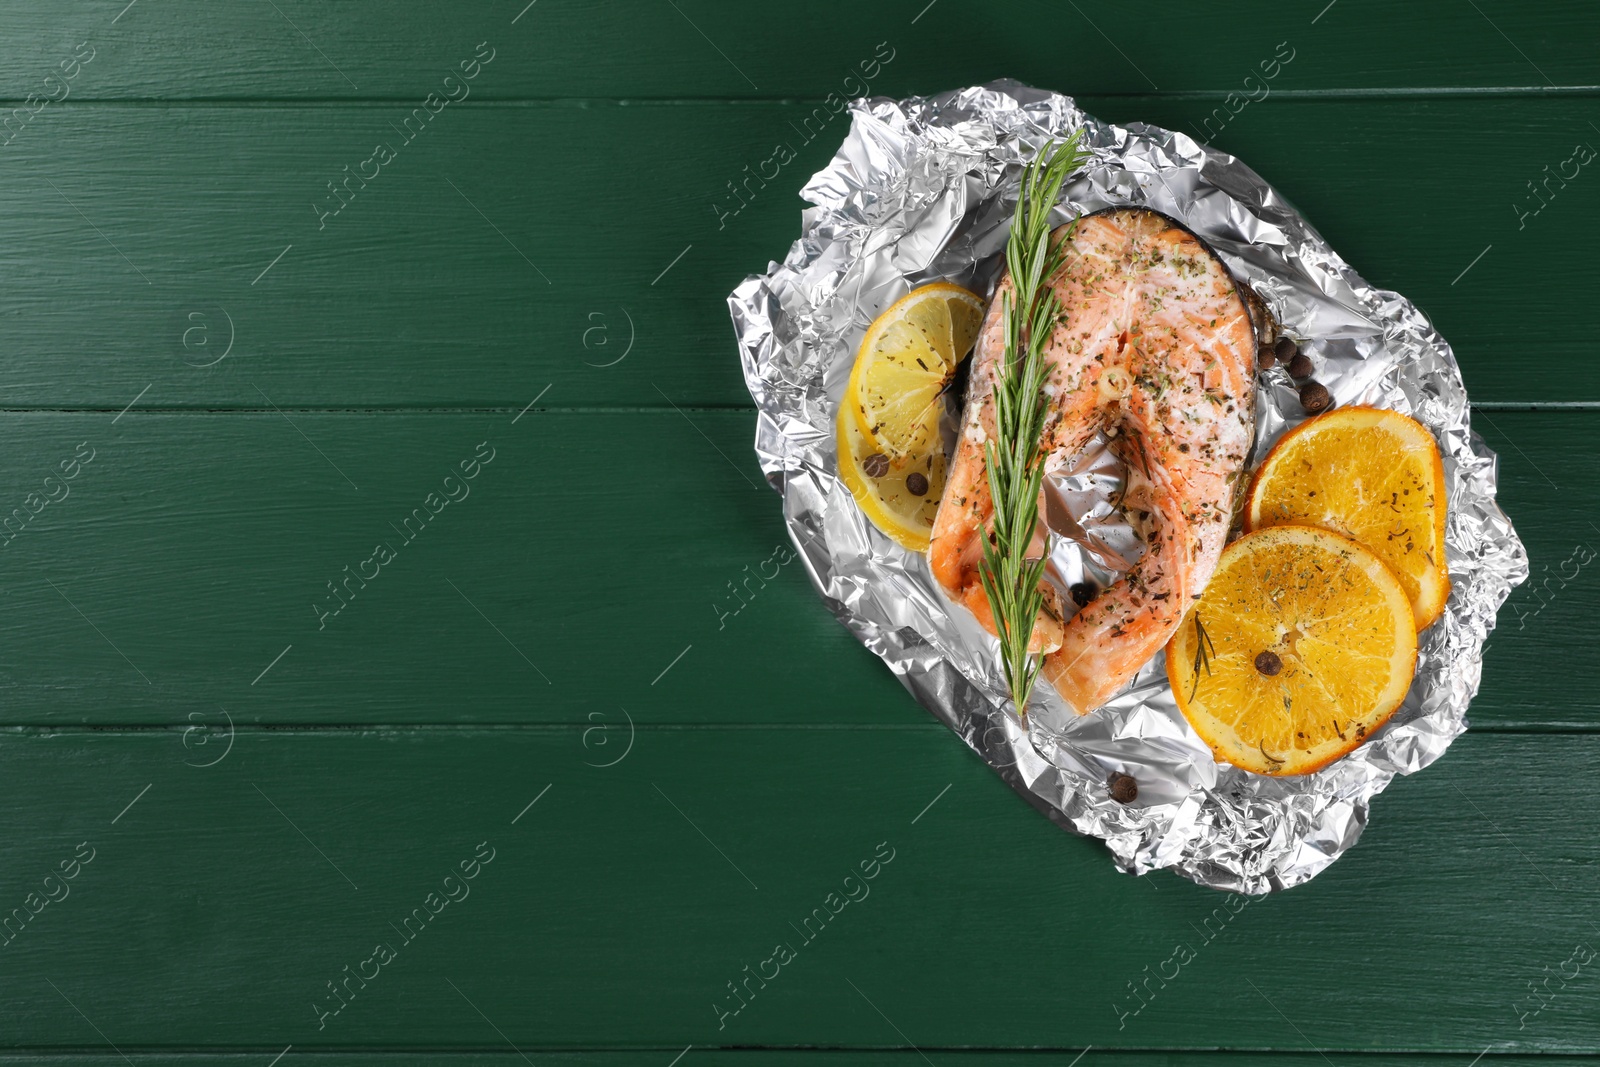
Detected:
left=929, top=208, right=1257, bottom=715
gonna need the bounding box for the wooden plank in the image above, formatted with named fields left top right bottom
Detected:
left=0, top=727, right=1594, bottom=1051
left=0, top=1057, right=1596, bottom=1067
left=0, top=98, right=1594, bottom=409
left=3, top=1058, right=1598, bottom=1067
left=1, top=1, right=1596, bottom=100
left=0, top=409, right=1578, bottom=727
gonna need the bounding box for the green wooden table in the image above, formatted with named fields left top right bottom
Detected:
left=0, top=1, right=1594, bottom=1062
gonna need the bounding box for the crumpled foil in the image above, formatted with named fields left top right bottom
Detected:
left=728, top=81, right=1528, bottom=893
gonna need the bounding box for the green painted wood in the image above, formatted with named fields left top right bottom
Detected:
left=0, top=727, right=1594, bottom=1051
left=0, top=1058, right=1596, bottom=1067
left=0, top=98, right=1595, bottom=408
left=1, top=1, right=1593, bottom=1060
left=0, top=410, right=1576, bottom=728
left=1, top=0, right=1596, bottom=100
left=3, top=1059, right=1599, bottom=1067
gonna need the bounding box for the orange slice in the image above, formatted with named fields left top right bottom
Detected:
left=1246, top=406, right=1450, bottom=628
left=847, top=282, right=985, bottom=464
left=1167, top=525, right=1417, bottom=776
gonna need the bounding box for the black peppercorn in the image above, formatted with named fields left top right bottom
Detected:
left=1286, top=351, right=1314, bottom=379
left=1069, top=582, right=1095, bottom=607
left=1108, top=772, right=1138, bottom=804
left=905, top=472, right=929, bottom=497
left=1254, top=650, right=1283, bottom=676
left=861, top=453, right=889, bottom=478
left=1299, top=381, right=1332, bottom=414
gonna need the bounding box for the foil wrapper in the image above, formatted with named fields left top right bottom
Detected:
left=728, top=81, right=1527, bottom=893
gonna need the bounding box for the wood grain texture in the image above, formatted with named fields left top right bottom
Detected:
left=5, top=1058, right=1600, bottom=1067
left=0, top=98, right=1595, bottom=408
left=0, top=728, right=1593, bottom=1051
left=0, top=0, right=1597, bottom=99
left=0, top=410, right=1578, bottom=728
left=0, top=1, right=1591, bottom=1059
left=1, top=1058, right=1598, bottom=1067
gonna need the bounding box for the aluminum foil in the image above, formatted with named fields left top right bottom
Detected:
left=728, top=81, right=1527, bottom=893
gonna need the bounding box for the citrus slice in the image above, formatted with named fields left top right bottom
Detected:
left=1246, top=406, right=1450, bottom=629
left=847, top=282, right=985, bottom=463
left=837, top=399, right=947, bottom=551
left=1167, top=525, right=1418, bottom=776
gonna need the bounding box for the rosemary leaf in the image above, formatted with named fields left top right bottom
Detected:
left=980, top=133, right=1090, bottom=718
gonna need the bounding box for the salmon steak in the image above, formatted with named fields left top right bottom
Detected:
left=930, top=208, right=1256, bottom=715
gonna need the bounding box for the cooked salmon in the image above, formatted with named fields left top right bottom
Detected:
left=930, top=208, right=1256, bottom=715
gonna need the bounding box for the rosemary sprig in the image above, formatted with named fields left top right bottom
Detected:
left=1188, top=610, right=1216, bottom=702
left=978, top=134, right=1090, bottom=718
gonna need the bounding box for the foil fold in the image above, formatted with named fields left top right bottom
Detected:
left=729, top=80, right=1527, bottom=893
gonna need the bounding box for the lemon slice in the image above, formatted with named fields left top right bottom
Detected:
left=1167, top=525, right=1418, bottom=777
left=1246, top=406, right=1450, bottom=628
left=837, top=402, right=946, bottom=551
left=847, top=282, right=985, bottom=463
